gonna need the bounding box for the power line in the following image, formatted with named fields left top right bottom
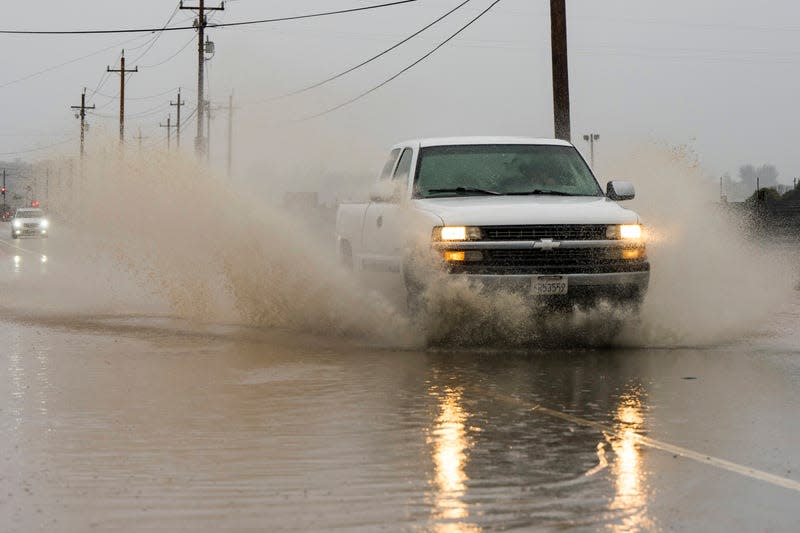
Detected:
left=256, top=0, right=473, bottom=104
left=129, top=4, right=182, bottom=64
left=93, top=86, right=183, bottom=102
left=302, top=0, right=502, bottom=121
left=0, top=1, right=420, bottom=35
left=0, top=136, right=76, bottom=157
left=139, top=33, right=196, bottom=68
left=90, top=101, right=170, bottom=120
left=0, top=33, right=148, bottom=89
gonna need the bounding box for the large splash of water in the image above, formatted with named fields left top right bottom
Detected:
left=13, top=140, right=798, bottom=349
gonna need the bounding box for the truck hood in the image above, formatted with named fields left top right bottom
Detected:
left=413, top=196, right=640, bottom=226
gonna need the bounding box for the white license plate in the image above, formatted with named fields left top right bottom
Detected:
left=531, top=275, right=568, bottom=295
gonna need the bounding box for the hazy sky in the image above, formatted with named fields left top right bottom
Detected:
left=2, top=0, right=800, bottom=187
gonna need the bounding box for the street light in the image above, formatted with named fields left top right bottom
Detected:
left=582, top=133, right=600, bottom=168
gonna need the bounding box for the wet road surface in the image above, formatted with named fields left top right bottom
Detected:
left=1, top=224, right=800, bottom=531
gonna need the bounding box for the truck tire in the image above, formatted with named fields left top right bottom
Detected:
left=340, top=240, right=354, bottom=270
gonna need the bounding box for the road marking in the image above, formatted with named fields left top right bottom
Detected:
left=0, top=237, right=42, bottom=256
left=487, top=390, right=800, bottom=493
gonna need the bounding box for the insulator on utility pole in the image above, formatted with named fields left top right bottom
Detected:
left=107, top=50, right=139, bottom=146
left=71, top=88, right=96, bottom=158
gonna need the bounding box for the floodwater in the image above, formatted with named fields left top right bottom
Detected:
left=1, top=224, right=800, bottom=532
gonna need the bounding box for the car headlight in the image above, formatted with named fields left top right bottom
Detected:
left=13, top=220, right=21, bottom=228
left=607, top=224, right=643, bottom=240
left=432, top=226, right=482, bottom=241
left=40, top=219, right=49, bottom=229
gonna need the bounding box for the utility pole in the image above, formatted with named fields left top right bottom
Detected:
left=2, top=169, right=6, bottom=211
left=225, top=92, right=235, bottom=179
left=107, top=50, right=139, bottom=145
left=71, top=88, right=95, bottom=158
left=160, top=116, right=176, bottom=151
left=582, top=133, right=599, bottom=167
left=134, top=128, right=148, bottom=152
left=206, top=101, right=213, bottom=164
left=180, top=0, right=225, bottom=156
left=170, top=89, right=185, bottom=149
left=550, top=0, right=571, bottom=141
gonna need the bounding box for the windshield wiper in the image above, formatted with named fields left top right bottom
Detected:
left=427, top=187, right=502, bottom=196
left=505, top=189, right=576, bottom=196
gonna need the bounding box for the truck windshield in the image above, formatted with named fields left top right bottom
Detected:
left=415, top=144, right=603, bottom=198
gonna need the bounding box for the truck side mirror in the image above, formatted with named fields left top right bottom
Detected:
left=369, top=180, right=400, bottom=203
left=607, top=180, right=635, bottom=201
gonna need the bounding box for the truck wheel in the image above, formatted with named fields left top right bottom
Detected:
left=406, top=286, right=425, bottom=318
left=340, top=240, right=354, bottom=270
left=403, top=262, right=426, bottom=320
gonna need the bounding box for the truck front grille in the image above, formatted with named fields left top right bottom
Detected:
left=481, top=224, right=608, bottom=241
left=449, top=247, right=649, bottom=274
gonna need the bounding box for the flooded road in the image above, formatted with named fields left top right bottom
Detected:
left=1, top=224, right=800, bottom=532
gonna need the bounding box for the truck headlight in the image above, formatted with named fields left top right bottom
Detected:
left=433, top=226, right=482, bottom=241
left=40, top=219, right=49, bottom=229
left=13, top=220, right=21, bottom=229
left=607, top=224, right=643, bottom=240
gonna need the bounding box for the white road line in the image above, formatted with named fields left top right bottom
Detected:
left=528, top=403, right=800, bottom=493
left=486, top=389, right=800, bottom=492
left=0, top=237, right=43, bottom=256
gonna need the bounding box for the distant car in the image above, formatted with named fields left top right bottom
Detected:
left=0, top=209, right=12, bottom=222
left=11, top=208, right=49, bottom=238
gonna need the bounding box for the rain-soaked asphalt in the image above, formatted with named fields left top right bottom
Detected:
left=1, top=224, right=800, bottom=532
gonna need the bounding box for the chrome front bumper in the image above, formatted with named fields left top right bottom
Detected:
left=462, top=270, right=649, bottom=291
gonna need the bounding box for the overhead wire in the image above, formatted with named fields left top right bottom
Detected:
left=129, top=3, right=182, bottom=64
left=301, top=0, right=503, bottom=121
left=0, top=1, right=420, bottom=35
left=0, top=33, right=149, bottom=89
left=139, top=32, right=196, bottom=69
left=254, top=0, right=474, bottom=104
left=0, top=136, right=76, bottom=157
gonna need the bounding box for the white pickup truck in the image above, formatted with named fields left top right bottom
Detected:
left=336, top=137, right=649, bottom=311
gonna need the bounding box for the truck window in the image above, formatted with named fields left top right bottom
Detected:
left=393, top=148, right=413, bottom=185
left=379, top=149, right=401, bottom=180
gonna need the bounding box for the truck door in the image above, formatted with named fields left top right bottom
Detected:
left=361, top=147, right=414, bottom=292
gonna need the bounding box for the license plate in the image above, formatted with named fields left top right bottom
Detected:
left=531, top=275, right=568, bottom=295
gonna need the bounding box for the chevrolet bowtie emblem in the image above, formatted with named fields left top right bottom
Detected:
left=533, top=238, right=560, bottom=250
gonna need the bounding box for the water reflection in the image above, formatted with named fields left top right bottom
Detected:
left=428, top=386, right=481, bottom=533
left=608, top=387, right=654, bottom=531
left=9, top=253, right=48, bottom=274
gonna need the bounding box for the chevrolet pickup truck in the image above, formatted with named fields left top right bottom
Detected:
left=336, top=137, right=649, bottom=312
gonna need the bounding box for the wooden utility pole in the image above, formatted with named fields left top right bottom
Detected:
left=107, top=50, right=139, bottom=145
left=206, top=100, right=213, bottom=164
left=71, top=89, right=95, bottom=158
left=170, top=89, right=185, bottom=149
left=550, top=0, right=571, bottom=141
left=160, top=116, right=176, bottom=151
left=582, top=133, right=599, bottom=167
left=134, top=128, right=148, bottom=152
left=226, top=92, right=235, bottom=179
left=180, top=0, right=225, bottom=156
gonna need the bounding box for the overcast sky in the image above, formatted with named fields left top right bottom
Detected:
left=2, top=0, right=800, bottom=188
